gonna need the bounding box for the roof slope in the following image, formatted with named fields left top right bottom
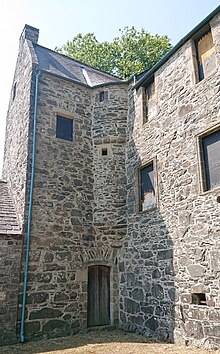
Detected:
left=0, top=181, right=21, bottom=235
left=34, top=45, right=123, bottom=86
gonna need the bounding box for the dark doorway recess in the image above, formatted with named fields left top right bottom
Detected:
left=87, top=265, right=110, bottom=327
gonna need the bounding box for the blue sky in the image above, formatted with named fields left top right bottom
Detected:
left=0, top=0, right=219, bottom=174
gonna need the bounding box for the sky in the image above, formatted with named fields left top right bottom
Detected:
left=0, top=0, right=219, bottom=175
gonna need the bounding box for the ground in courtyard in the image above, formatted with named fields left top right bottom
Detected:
left=1, top=329, right=219, bottom=354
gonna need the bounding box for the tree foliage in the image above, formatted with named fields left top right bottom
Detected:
left=56, top=27, right=172, bottom=79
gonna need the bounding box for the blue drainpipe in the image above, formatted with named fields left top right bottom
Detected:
left=20, top=69, right=41, bottom=343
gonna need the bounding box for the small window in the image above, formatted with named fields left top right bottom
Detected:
left=99, top=91, right=105, bottom=102
left=56, top=115, right=73, bottom=141
left=194, top=29, right=215, bottom=81
left=12, top=83, right=17, bottom=101
left=139, top=162, right=156, bottom=211
left=102, top=148, right=108, bottom=156
left=192, top=293, right=207, bottom=306
left=200, top=129, right=220, bottom=191
left=143, top=79, right=155, bottom=124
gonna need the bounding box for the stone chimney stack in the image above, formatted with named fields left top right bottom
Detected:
left=20, top=24, right=39, bottom=44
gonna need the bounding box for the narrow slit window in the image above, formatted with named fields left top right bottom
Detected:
left=12, top=83, right=17, bottom=101
left=99, top=91, right=105, bottom=102
left=200, top=129, right=220, bottom=191
left=194, top=29, right=215, bottom=81
left=56, top=115, right=73, bottom=141
left=102, top=147, right=108, bottom=156
left=139, top=162, right=156, bottom=211
left=143, top=79, right=155, bottom=124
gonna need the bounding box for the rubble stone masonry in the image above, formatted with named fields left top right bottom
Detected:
left=1, top=10, right=220, bottom=350
left=13, top=73, right=128, bottom=339
left=119, top=13, right=220, bottom=349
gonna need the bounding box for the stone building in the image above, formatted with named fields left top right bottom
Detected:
left=0, top=4, right=220, bottom=349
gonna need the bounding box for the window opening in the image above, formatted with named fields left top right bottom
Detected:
left=192, top=293, right=207, bottom=306
left=195, top=29, right=215, bottom=81
left=101, top=148, right=108, bottom=156
left=12, top=82, right=17, bottom=101
left=99, top=91, right=105, bottom=102
left=201, top=129, right=220, bottom=191
left=143, top=79, right=155, bottom=124
left=140, top=162, right=156, bottom=211
left=56, top=115, right=73, bottom=141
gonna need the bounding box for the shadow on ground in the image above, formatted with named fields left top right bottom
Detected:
left=0, top=329, right=217, bottom=354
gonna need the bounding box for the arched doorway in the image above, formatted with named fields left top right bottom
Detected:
left=87, top=265, right=110, bottom=327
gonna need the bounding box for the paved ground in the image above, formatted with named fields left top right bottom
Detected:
left=1, top=329, right=219, bottom=354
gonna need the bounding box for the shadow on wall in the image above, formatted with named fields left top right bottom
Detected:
left=119, top=90, right=175, bottom=342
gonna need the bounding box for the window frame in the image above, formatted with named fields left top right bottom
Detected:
left=99, top=91, right=105, bottom=102
left=137, top=157, right=158, bottom=213
left=197, top=124, right=220, bottom=194
left=56, top=115, right=74, bottom=142
left=12, top=82, right=17, bottom=101
left=142, top=76, right=156, bottom=125
left=193, top=25, right=215, bottom=82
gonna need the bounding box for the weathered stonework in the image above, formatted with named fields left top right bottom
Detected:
left=14, top=75, right=128, bottom=339
left=1, top=7, right=220, bottom=350
left=119, top=11, right=220, bottom=349
left=0, top=236, right=22, bottom=345
left=0, top=181, right=22, bottom=346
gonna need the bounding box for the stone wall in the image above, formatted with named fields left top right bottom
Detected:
left=120, top=13, right=220, bottom=349
left=92, top=85, right=128, bottom=248
left=0, top=235, right=22, bottom=345
left=92, top=85, right=128, bottom=322
left=2, top=38, right=36, bottom=230
left=15, top=75, right=128, bottom=339
left=2, top=11, right=220, bottom=349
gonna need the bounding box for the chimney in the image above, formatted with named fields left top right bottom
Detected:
left=20, top=24, right=39, bottom=44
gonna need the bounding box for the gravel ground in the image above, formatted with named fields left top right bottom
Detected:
left=1, top=329, right=219, bottom=354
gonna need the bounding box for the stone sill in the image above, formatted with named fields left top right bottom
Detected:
left=194, top=68, right=218, bottom=88
left=138, top=206, right=158, bottom=215
left=199, top=185, right=220, bottom=198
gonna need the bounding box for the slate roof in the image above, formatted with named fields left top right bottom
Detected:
left=0, top=181, right=21, bottom=235
left=34, top=45, right=124, bottom=86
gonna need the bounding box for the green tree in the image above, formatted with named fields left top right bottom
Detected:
left=56, top=27, right=172, bottom=79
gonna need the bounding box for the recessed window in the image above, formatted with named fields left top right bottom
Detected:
left=139, top=162, right=156, bottom=211
left=200, top=129, right=220, bottom=191
left=99, top=91, right=105, bottom=102
left=194, top=29, right=215, bottom=81
left=102, top=147, right=108, bottom=156
left=12, top=82, right=17, bottom=101
left=56, top=115, right=73, bottom=141
left=192, top=293, right=207, bottom=306
left=143, top=79, right=155, bottom=124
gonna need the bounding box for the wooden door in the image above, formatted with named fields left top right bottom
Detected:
left=87, top=265, right=110, bottom=327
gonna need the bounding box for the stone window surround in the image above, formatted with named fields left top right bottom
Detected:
left=136, top=156, right=159, bottom=213
left=191, top=23, right=216, bottom=85
left=95, top=90, right=109, bottom=104
left=196, top=122, right=220, bottom=195
left=98, top=144, right=113, bottom=158
left=141, top=75, right=156, bottom=126
left=52, top=108, right=75, bottom=144
left=138, top=23, right=217, bottom=114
